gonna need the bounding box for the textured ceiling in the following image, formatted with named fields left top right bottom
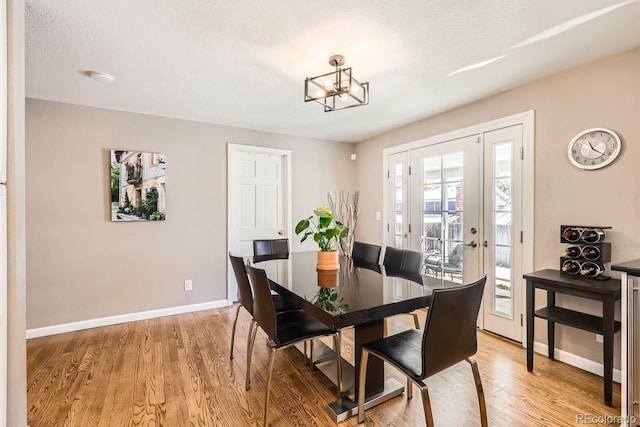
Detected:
left=26, top=0, right=640, bottom=142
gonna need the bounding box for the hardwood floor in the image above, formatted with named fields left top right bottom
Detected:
left=27, top=306, right=621, bottom=426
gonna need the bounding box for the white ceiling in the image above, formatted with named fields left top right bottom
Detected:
left=26, top=0, right=640, bottom=143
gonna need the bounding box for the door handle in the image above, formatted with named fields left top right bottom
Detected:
left=277, top=230, right=284, bottom=235
left=464, top=241, right=478, bottom=248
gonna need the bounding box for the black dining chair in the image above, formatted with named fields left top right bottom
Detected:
left=228, top=253, right=297, bottom=390
left=246, top=265, right=342, bottom=426
left=229, top=253, right=255, bottom=362
left=383, top=246, right=424, bottom=331
left=352, top=241, right=382, bottom=265
left=358, top=276, right=488, bottom=427
left=383, top=246, right=423, bottom=273
left=252, top=238, right=289, bottom=264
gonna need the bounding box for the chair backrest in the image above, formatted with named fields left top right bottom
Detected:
left=352, top=241, right=382, bottom=265
left=253, top=239, right=290, bottom=263
left=421, top=276, right=487, bottom=378
left=229, top=253, right=253, bottom=315
left=384, top=267, right=423, bottom=285
left=246, top=265, right=278, bottom=342
left=382, top=246, right=422, bottom=274
left=352, top=257, right=382, bottom=274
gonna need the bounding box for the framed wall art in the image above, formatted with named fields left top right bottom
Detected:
left=110, top=150, right=166, bottom=222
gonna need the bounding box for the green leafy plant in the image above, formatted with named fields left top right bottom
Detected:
left=142, top=187, right=159, bottom=215
left=150, top=211, right=165, bottom=221
left=312, top=288, right=349, bottom=313
left=122, top=191, right=132, bottom=210
left=295, top=206, right=349, bottom=252
left=110, top=163, right=120, bottom=203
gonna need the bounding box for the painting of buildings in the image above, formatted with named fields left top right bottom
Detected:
left=110, top=150, right=166, bottom=221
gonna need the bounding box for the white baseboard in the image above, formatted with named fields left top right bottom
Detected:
left=26, top=300, right=230, bottom=339
left=533, top=341, right=621, bottom=383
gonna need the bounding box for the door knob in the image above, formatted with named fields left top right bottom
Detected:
left=464, top=241, right=478, bottom=248
left=277, top=230, right=284, bottom=235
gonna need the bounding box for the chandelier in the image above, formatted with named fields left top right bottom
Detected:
left=304, top=55, right=369, bottom=112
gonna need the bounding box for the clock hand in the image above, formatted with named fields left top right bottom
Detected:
left=587, top=140, right=604, bottom=155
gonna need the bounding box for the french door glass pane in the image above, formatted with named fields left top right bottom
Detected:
left=492, top=142, right=512, bottom=316
left=421, top=152, right=464, bottom=286
left=393, top=163, right=404, bottom=248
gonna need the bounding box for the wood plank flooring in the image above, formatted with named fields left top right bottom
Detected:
left=27, top=306, right=621, bottom=426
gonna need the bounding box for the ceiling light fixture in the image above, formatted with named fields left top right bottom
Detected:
left=304, top=55, right=369, bottom=112
left=89, top=71, right=115, bottom=83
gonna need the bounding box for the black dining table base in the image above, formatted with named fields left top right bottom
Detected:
left=297, top=319, right=406, bottom=422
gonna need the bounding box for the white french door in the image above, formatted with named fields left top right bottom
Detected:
left=409, top=135, right=482, bottom=287
left=482, top=125, right=524, bottom=340
left=227, top=144, right=292, bottom=302
left=385, top=118, right=531, bottom=343
left=387, top=152, right=409, bottom=249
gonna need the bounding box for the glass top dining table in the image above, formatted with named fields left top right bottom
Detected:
left=254, top=251, right=434, bottom=422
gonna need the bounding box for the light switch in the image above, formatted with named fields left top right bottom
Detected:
left=376, top=211, right=381, bottom=221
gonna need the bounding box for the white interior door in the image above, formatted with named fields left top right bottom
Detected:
left=409, top=135, right=482, bottom=288
left=228, top=145, right=291, bottom=303
left=482, top=125, right=524, bottom=341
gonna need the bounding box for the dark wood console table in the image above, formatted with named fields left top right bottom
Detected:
left=524, top=269, right=621, bottom=406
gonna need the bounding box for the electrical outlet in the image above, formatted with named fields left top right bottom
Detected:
left=184, top=279, right=193, bottom=291
left=595, top=334, right=603, bottom=343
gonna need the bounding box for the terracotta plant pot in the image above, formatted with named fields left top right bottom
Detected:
left=317, top=269, right=339, bottom=288
left=316, top=250, right=339, bottom=270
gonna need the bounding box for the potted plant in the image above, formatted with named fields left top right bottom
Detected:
left=295, top=206, right=349, bottom=270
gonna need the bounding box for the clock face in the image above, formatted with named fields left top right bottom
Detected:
left=568, top=128, right=621, bottom=170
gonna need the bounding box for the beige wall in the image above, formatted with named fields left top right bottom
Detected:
left=26, top=100, right=355, bottom=329
left=355, top=48, right=640, bottom=367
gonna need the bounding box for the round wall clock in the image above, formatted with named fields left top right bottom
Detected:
left=568, top=128, right=621, bottom=170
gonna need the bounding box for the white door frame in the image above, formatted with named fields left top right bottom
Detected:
left=226, top=143, right=292, bottom=305
left=382, top=110, right=535, bottom=344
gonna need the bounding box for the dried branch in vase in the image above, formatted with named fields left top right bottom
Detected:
left=328, top=190, right=359, bottom=257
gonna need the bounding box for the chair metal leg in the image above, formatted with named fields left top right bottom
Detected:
left=419, top=384, right=435, bottom=427
left=407, top=378, right=412, bottom=399
left=246, top=321, right=258, bottom=391
left=357, top=349, right=370, bottom=424
left=230, top=304, right=242, bottom=359
left=412, top=312, right=420, bottom=329
left=332, top=333, right=342, bottom=398
left=384, top=318, right=388, bottom=336
left=467, top=357, right=488, bottom=427
left=264, top=347, right=277, bottom=427
left=303, top=341, right=309, bottom=365
left=309, top=339, right=314, bottom=370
